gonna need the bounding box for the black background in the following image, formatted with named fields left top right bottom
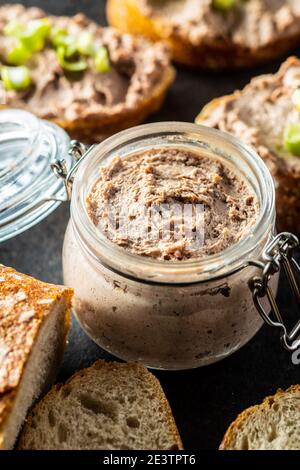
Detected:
left=1, top=0, right=300, bottom=450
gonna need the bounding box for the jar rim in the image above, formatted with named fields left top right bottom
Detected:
left=71, top=122, right=275, bottom=284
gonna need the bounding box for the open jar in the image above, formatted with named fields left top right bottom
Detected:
left=62, top=122, right=300, bottom=370
left=1, top=109, right=298, bottom=370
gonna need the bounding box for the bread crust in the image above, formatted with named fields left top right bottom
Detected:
left=0, top=264, right=73, bottom=449
left=18, top=360, right=183, bottom=450
left=107, top=0, right=300, bottom=69
left=220, top=385, right=300, bottom=450
left=196, top=57, right=300, bottom=234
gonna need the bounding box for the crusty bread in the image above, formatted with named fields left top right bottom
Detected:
left=107, top=0, right=300, bottom=69
left=18, top=360, right=183, bottom=450
left=196, top=57, right=300, bottom=233
left=220, top=385, right=300, bottom=450
left=0, top=4, right=175, bottom=143
left=0, top=264, right=73, bottom=450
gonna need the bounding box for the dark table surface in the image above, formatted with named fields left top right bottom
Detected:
left=1, top=0, right=300, bottom=451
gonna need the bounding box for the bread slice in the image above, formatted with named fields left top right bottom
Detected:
left=220, top=385, right=300, bottom=450
left=60, top=65, right=175, bottom=143
left=196, top=57, right=300, bottom=233
left=0, top=4, right=175, bottom=143
left=0, top=264, right=73, bottom=450
left=18, top=361, right=183, bottom=450
left=107, top=0, right=300, bottom=69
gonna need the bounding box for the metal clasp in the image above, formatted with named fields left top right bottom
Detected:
left=50, top=140, right=95, bottom=201
left=249, top=232, right=300, bottom=352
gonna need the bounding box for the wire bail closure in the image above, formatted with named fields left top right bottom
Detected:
left=249, top=232, right=300, bottom=352
left=50, top=140, right=95, bottom=201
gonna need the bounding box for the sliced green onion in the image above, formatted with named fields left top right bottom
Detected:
left=64, top=43, right=79, bottom=59
left=292, top=89, right=300, bottom=113
left=284, top=123, right=300, bottom=157
left=50, top=26, right=68, bottom=47
left=56, top=46, right=87, bottom=72
left=4, top=19, right=24, bottom=37
left=76, top=31, right=95, bottom=56
left=52, top=29, right=95, bottom=56
left=19, top=18, right=51, bottom=52
left=6, top=40, right=33, bottom=65
left=50, top=26, right=73, bottom=48
left=4, top=18, right=50, bottom=53
left=212, top=0, right=236, bottom=11
left=1, top=65, right=32, bottom=91
left=94, top=47, right=110, bottom=73
left=50, top=28, right=79, bottom=58
left=26, top=18, right=51, bottom=38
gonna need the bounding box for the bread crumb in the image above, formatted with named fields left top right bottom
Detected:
left=212, top=174, right=222, bottom=183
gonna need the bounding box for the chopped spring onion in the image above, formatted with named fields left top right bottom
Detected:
left=1, top=65, right=31, bottom=91
left=6, top=40, right=33, bottom=65
left=50, top=28, right=79, bottom=58
left=64, top=43, right=78, bottom=59
left=284, top=123, right=300, bottom=157
left=18, top=18, right=51, bottom=52
left=94, top=47, right=110, bottom=73
left=56, top=46, right=87, bottom=72
left=212, top=0, right=236, bottom=11
left=4, top=18, right=110, bottom=75
left=292, top=89, right=300, bottom=113
left=3, top=19, right=24, bottom=37
left=76, top=31, right=95, bottom=56
left=50, top=26, right=73, bottom=48
left=52, top=30, right=96, bottom=57
left=4, top=18, right=51, bottom=57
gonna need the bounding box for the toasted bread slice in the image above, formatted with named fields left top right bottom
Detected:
left=196, top=57, right=300, bottom=233
left=107, top=0, right=300, bottom=69
left=220, top=385, right=300, bottom=450
left=54, top=65, right=175, bottom=143
left=0, top=264, right=73, bottom=450
left=0, top=5, right=175, bottom=143
left=18, top=360, right=183, bottom=450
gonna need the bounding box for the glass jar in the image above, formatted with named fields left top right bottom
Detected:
left=62, top=122, right=296, bottom=370
left=0, top=109, right=71, bottom=243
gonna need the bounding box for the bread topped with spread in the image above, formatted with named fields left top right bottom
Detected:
left=107, top=0, right=300, bottom=69
left=196, top=57, right=300, bottom=233
left=0, top=4, right=175, bottom=142
left=0, top=264, right=73, bottom=450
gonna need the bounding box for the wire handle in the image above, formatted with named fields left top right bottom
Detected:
left=50, top=140, right=95, bottom=201
left=249, top=232, right=300, bottom=352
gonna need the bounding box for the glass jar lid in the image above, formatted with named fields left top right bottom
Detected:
left=0, top=109, right=71, bottom=243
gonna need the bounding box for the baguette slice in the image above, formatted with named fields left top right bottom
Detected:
left=0, top=264, right=73, bottom=450
left=221, top=385, right=300, bottom=450
left=107, top=0, right=300, bottom=69
left=196, top=57, right=300, bottom=233
left=0, top=4, right=175, bottom=143
left=18, top=360, right=183, bottom=450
